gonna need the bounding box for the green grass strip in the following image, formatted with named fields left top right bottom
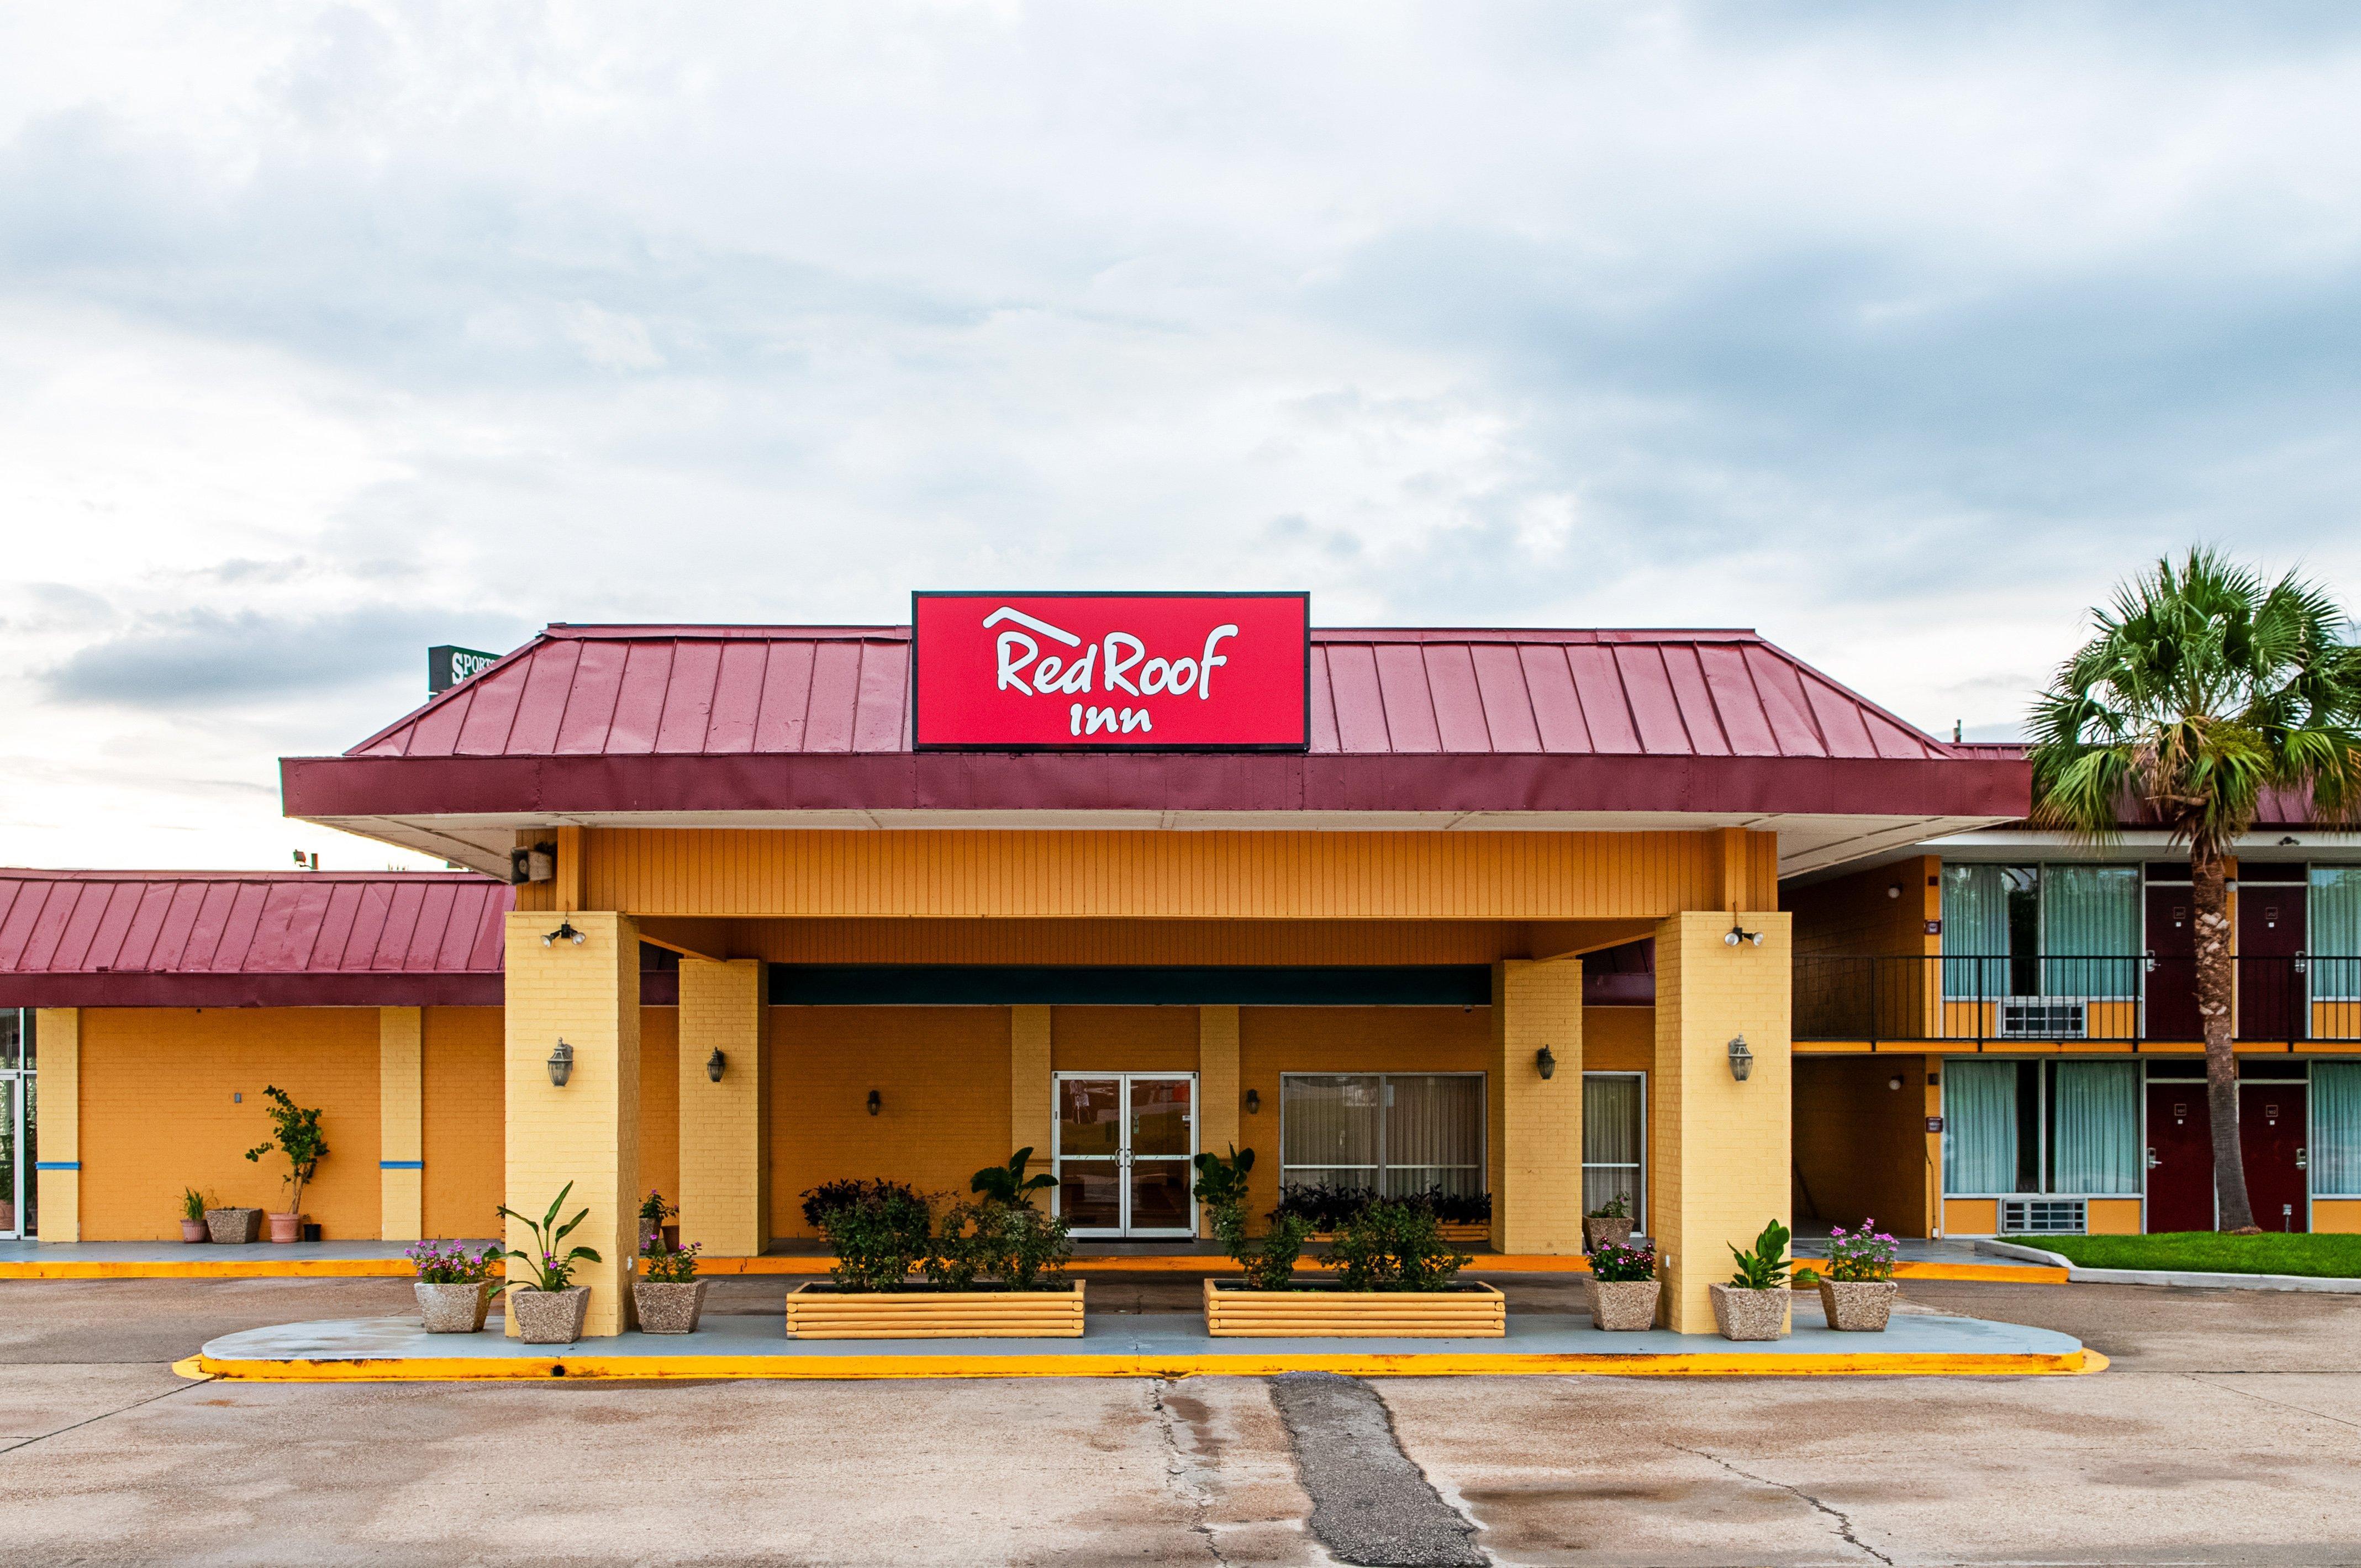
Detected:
left=2012, top=1232, right=2361, bottom=1278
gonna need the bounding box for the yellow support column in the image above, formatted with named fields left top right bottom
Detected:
left=379, top=1007, right=423, bottom=1241
left=1488, top=960, right=1584, bottom=1254
left=33, top=1009, right=77, bottom=1243
left=1011, top=1005, right=1052, bottom=1166
left=1652, top=910, right=1792, bottom=1333
left=503, top=910, right=640, bottom=1337
left=1196, top=1006, right=1240, bottom=1237
left=677, top=958, right=768, bottom=1258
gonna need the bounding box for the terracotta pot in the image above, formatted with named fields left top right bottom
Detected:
left=204, top=1207, right=263, bottom=1245
left=1584, top=1217, right=1635, bottom=1253
left=179, top=1219, right=210, bottom=1244
left=1818, top=1279, right=1899, bottom=1332
left=417, top=1280, right=494, bottom=1333
left=267, top=1212, right=302, bottom=1244
left=1588, top=1277, right=1661, bottom=1331
left=511, top=1286, right=591, bottom=1345
left=1708, top=1284, right=1789, bottom=1342
left=661, top=1224, right=681, bottom=1251
left=633, top=1279, right=708, bottom=1334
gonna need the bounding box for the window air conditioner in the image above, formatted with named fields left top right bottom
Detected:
left=1998, top=999, right=2087, bottom=1039
left=2000, top=1198, right=2086, bottom=1235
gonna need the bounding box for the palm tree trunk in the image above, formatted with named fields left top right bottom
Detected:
left=2193, top=844, right=2257, bottom=1232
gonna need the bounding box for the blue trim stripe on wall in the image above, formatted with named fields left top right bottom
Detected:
left=380, top=1160, right=423, bottom=1170
left=35, top=1162, right=78, bottom=1171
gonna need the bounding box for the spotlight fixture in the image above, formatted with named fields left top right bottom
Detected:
left=867, top=1089, right=882, bottom=1117
left=1536, top=1044, right=1558, bottom=1081
left=542, top=920, right=586, bottom=948
left=1724, top=924, right=1764, bottom=948
left=547, top=1039, right=575, bottom=1087
left=1245, top=1088, right=1261, bottom=1115
left=1726, top=1034, right=1754, bottom=1082
left=707, top=1048, right=727, bottom=1083
left=1888, top=1075, right=1904, bottom=1092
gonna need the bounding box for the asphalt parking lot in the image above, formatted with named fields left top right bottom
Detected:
left=0, top=1274, right=2357, bottom=1566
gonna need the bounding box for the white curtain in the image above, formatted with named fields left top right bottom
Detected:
left=1383, top=1075, right=1484, bottom=1198
left=1581, top=1074, right=1643, bottom=1220
left=2042, top=866, right=2140, bottom=1000
left=1280, top=1076, right=1380, bottom=1190
left=1943, top=1059, right=2019, bottom=1194
left=1943, top=865, right=2010, bottom=1000
left=2050, top=1061, right=2141, bottom=1194
left=2315, top=1063, right=2361, bottom=1196
left=2315, top=869, right=2361, bottom=1003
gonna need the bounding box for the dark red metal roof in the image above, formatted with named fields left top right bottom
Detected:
left=0, top=870, right=511, bottom=1008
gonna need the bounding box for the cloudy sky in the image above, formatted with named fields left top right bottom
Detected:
left=3, top=3, right=2358, bottom=870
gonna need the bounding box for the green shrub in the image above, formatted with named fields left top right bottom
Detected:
left=803, top=1179, right=933, bottom=1292
left=498, top=1182, right=603, bottom=1292
left=1190, top=1145, right=1254, bottom=1210
left=1725, top=1219, right=1792, bottom=1291
left=641, top=1240, right=701, bottom=1285
left=926, top=1196, right=1073, bottom=1291
left=1271, top=1182, right=1492, bottom=1230
left=970, top=1148, right=1057, bottom=1208
left=998, top=1203, right=1073, bottom=1291
left=180, top=1187, right=211, bottom=1223
left=1331, top=1201, right=1471, bottom=1292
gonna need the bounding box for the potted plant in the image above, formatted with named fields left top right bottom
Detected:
left=970, top=1146, right=1057, bottom=1207
left=785, top=1169, right=1084, bottom=1338
left=1810, top=1220, right=1901, bottom=1332
left=639, top=1190, right=680, bottom=1253
left=1584, top=1194, right=1635, bottom=1253
left=178, top=1188, right=212, bottom=1244
left=409, top=1239, right=504, bottom=1332
left=1587, top=1238, right=1659, bottom=1330
left=498, top=1182, right=603, bottom=1345
left=204, top=1205, right=264, bottom=1244
left=1709, top=1218, right=1792, bottom=1342
left=635, top=1239, right=707, bottom=1333
left=242, top=1085, right=327, bottom=1245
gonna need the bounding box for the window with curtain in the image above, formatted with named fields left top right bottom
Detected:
left=1943, top=865, right=2042, bottom=998
left=2042, top=866, right=2140, bottom=1000
left=2048, top=1061, right=2141, bottom=1193
left=2315, top=1063, right=2361, bottom=1196
left=2315, top=869, right=2361, bottom=1004
left=1279, top=1074, right=1484, bottom=1198
left=1943, top=1058, right=2025, bottom=1194
left=1582, top=1073, right=1644, bottom=1226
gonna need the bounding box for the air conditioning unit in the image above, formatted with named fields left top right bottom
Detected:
left=2000, top=1198, right=2087, bottom=1235
left=1998, top=999, right=2087, bottom=1038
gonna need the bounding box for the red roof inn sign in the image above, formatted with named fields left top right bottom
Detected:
left=911, top=592, right=1310, bottom=751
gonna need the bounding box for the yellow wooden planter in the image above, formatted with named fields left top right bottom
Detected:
left=1304, top=1223, right=1490, bottom=1246
left=784, top=1281, right=1087, bottom=1339
left=1203, top=1278, right=1506, bottom=1338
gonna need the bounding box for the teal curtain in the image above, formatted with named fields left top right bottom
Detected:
left=2315, top=1063, right=2361, bottom=1196
left=2314, top=869, right=2361, bottom=1003
left=2050, top=1062, right=2141, bottom=1194
left=1943, top=1059, right=2018, bottom=1194
left=2042, top=865, right=2140, bottom=1000
left=1943, top=865, right=2009, bottom=1000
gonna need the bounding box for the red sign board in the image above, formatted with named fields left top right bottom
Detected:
left=911, top=592, right=1310, bottom=751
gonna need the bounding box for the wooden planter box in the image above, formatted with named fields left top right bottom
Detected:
left=1303, top=1223, right=1490, bottom=1245
left=784, top=1281, right=1085, bottom=1339
left=1203, top=1278, right=1505, bottom=1337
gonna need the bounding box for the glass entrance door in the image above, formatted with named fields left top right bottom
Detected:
left=1053, top=1073, right=1197, bottom=1238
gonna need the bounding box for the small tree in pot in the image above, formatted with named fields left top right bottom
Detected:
left=498, top=1183, right=603, bottom=1344
left=410, top=1240, right=504, bottom=1333
left=1709, top=1219, right=1791, bottom=1342
left=1807, top=1221, right=1900, bottom=1331
left=1587, top=1238, right=1659, bottom=1330
left=243, top=1086, right=327, bottom=1244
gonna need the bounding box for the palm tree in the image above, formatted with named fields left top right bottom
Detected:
left=2028, top=548, right=2361, bottom=1232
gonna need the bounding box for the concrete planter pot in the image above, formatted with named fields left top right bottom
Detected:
left=1818, top=1279, right=1899, bottom=1332
left=510, top=1286, right=591, bottom=1345
left=1708, top=1284, right=1790, bottom=1342
left=416, top=1281, right=494, bottom=1333
left=204, top=1207, right=263, bottom=1245
left=179, top=1220, right=210, bottom=1244
left=633, top=1280, right=709, bottom=1334
left=266, top=1212, right=302, bottom=1245
left=1584, top=1217, right=1635, bottom=1253
left=1588, top=1278, right=1661, bottom=1331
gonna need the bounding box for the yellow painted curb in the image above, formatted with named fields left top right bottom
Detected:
left=1890, top=1261, right=2068, bottom=1285
left=189, top=1345, right=2102, bottom=1382
left=170, top=1356, right=210, bottom=1381
left=0, top=1260, right=417, bottom=1280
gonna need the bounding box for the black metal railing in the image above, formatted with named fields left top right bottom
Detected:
left=1794, top=953, right=2361, bottom=1043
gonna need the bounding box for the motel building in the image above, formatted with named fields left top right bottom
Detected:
left=2, top=593, right=2359, bottom=1338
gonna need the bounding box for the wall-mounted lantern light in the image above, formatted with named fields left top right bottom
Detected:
left=707, top=1048, right=727, bottom=1083
left=867, top=1089, right=882, bottom=1117
left=542, top=920, right=586, bottom=948
left=1723, top=924, right=1763, bottom=948
left=1727, top=1034, right=1754, bottom=1082
left=1535, top=1044, right=1558, bottom=1080
left=547, top=1038, right=575, bottom=1087
left=1245, top=1088, right=1261, bottom=1115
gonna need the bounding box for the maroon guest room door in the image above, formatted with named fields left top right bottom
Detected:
left=2238, top=870, right=2308, bottom=1043
left=2144, top=877, right=2200, bottom=1042
left=2242, top=1083, right=2309, bottom=1233
left=2144, top=1083, right=2214, bottom=1232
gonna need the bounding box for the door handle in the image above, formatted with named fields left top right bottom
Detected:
left=2297, top=1148, right=2309, bottom=1171
left=2145, top=1148, right=2161, bottom=1170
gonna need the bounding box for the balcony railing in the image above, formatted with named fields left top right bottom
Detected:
left=1794, top=953, right=2361, bottom=1044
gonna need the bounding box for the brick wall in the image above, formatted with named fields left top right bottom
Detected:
left=423, top=1006, right=503, bottom=1238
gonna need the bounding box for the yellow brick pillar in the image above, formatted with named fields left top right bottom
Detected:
left=1011, top=1005, right=1052, bottom=1168
left=1652, top=909, right=1792, bottom=1333
left=1488, top=960, right=1584, bottom=1254
left=503, top=909, right=640, bottom=1337
left=1196, top=1005, right=1240, bottom=1238
left=379, top=1007, right=423, bottom=1241
left=677, top=958, right=767, bottom=1257
left=33, top=1008, right=77, bottom=1243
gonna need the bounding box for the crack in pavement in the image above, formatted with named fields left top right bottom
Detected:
left=1268, top=1371, right=1485, bottom=1568
left=1147, top=1377, right=1230, bottom=1566
left=1667, top=1443, right=1893, bottom=1566
left=2181, top=1371, right=2361, bottom=1432
left=0, top=1367, right=214, bottom=1458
